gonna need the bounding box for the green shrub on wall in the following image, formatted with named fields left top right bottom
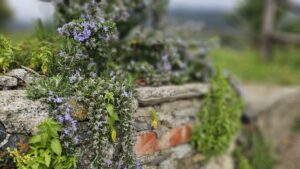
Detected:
left=191, top=68, right=243, bottom=158
left=9, top=119, right=77, bottom=169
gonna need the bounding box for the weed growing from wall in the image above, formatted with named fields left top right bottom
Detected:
left=191, top=68, right=243, bottom=159
left=9, top=119, right=77, bottom=169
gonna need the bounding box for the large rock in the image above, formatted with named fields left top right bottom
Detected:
left=6, top=68, right=36, bottom=85
left=0, top=76, right=18, bottom=89
left=0, top=90, right=49, bottom=134
left=242, top=85, right=300, bottom=169
left=135, top=83, right=209, bottom=106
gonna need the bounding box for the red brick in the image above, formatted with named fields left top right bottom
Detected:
left=135, top=125, right=192, bottom=156
left=135, top=132, right=159, bottom=156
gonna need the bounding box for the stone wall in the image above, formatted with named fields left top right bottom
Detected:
left=0, top=76, right=235, bottom=169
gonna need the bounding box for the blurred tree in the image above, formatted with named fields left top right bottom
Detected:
left=229, top=0, right=286, bottom=44
left=0, top=0, right=12, bottom=23
left=151, top=0, right=169, bottom=28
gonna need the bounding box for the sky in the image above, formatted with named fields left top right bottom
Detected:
left=7, top=0, right=300, bottom=22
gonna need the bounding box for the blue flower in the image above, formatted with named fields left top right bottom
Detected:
left=73, top=136, right=79, bottom=144
left=53, top=97, right=62, bottom=104
left=64, top=113, right=72, bottom=121
left=162, top=54, right=171, bottom=71
left=58, top=115, right=64, bottom=123
left=136, top=161, right=141, bottom=169
left=63, top=128, right=70, bottom=135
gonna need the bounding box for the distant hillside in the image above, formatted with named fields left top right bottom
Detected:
left=167, top=8, right=236, bottom=33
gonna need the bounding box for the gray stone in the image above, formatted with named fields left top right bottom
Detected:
left=0, top=76, right=18, bottom=88
left=0, top=90, right=49, bottom=134
left=158, top=159, right=178, bottom=169
left=6, top=68, right=37, bottom=85
left=169, top=144, right=193, bottom=159
left=200, top=154, right=234, bottom=169
left=135, top=83, right=209, bottom=106
left=6, top=69, right=27, bottom=80
left=135, top=100, right=201, bottom=128
left=134, top=119, right=152, bottom=132
left=0, top=122, right=6, bottom=143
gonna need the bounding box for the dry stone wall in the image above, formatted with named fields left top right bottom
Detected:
left=0, top=73, right=235, bottom=169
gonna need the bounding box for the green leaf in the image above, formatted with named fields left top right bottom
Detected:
left=40, top=133, right=48, bottom=147
left=106, top=104, right=115, bottom=116
left=44, top=152, right=51, bottom=167
left=51, top=139, right=62, bottom=156
left=29, top=135, right=42, bottom=144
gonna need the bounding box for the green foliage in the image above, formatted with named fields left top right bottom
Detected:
left=104, top=91, right=119, bottom=142
left=230, top=0, right=286, bottom=43
left=210, top=47, right=300, bottom=85
left=9, top=119, right=77, bottom=169
left=119, top=30, right=211, bottom=86
left=54, top=0, right=168, bottom=38
left=30, top=45, right=53, bottom=74
left=234, top=148, right=252, bottom=169
left=0, top=34, right=15, bottom=73
left=293, top=118, right=300, bottom=132
left=151, top=110, right=158, bottom=129
left=191, top=69, right=243, bottom=158
left=26, top=75, right=72, bottom=99
left=0, top=32, right=61, bottom=74
left=0, top=0, right=12, bottom=23
left=236, top=129, right=276, bottom=169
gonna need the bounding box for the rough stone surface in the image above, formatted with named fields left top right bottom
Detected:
left=6, top=69, right=28, bottom=81
left=134, top=99, right=201, bottom=131
left=0, top=122, right=6, bottom=143
left=135, top=83, right=209, bottom=106
left=0, top=83, right=237, bottom=169
left=0, top=90, right=49, bottom=134
left=242, top=85, right=300, bottom=169
left=199, top=154, right=234, bottom=169
left=0, top=76, right=18, bottom=88
left=6, top=68, right=37, bottom=85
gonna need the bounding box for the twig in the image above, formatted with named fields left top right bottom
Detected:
left=21, top=65, right=41, bottom=77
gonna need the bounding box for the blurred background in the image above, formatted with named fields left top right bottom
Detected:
left=1, top=0, right=300, bottom=169
left=2, top=0, right=300, bottom=85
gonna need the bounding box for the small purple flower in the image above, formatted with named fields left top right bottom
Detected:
left=104, top=159, right=112, bottom=166
left=47, top=96, right=52, bottom=102
left=162, top=54, right=171, bottom=71
left=122, top=90, right=129, bottom=97
left=53, top=97, right=62, bottom=104
left=136, top=161, right=141, bottom=169
left=103, top=26, right=108, bottom=32
left=71, top=122, right=77, bottom=132
left=66, top=107, right=71, bottom=113
left=97, top=121, right=103, bottom=127
left=105, top=34, right=110, bottom=42
left=63, top=128, right=70, bottom=135
left=73, top=136, right=79, bottom=144
left=64, top=113, right=72, bottom=121
left=58, top=115, right=64, bottom=123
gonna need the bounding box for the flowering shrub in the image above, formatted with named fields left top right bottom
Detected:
left=20, top=0, right=238, bottom=168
